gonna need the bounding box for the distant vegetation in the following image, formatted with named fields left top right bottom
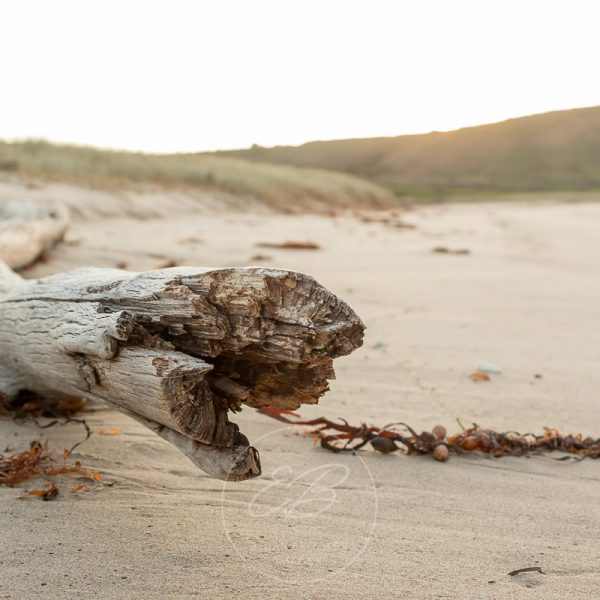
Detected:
left=4, top=106, right=599, bottom=209
left=0, top=139, right=395, bottom=211
left=215, top=106, right=600, bottom=201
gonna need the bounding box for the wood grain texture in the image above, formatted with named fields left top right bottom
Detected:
left=0, top=264, right=364, bottom=480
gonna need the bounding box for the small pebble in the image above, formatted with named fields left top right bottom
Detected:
left=433, top=445, right=449, bottom=462
left=370, top=436, right=398, bottom=454
left=478, top=361, right=502, bottom=374
left=432, top=425, right=446, bottom=440
left=461, top=436, right=478, bottom=450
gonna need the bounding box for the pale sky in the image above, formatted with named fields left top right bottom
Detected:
left=2, top=0, right=600, bottom=153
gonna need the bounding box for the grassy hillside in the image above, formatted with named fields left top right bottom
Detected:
left=0, top=139, right=395, bottom=211
left=215, top=106, right=600, bottom=199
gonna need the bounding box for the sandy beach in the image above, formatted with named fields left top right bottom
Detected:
left=2, top=181, right=600, bottom=599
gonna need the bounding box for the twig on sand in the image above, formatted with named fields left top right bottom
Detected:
left=508, top=566, right=545, bottom=576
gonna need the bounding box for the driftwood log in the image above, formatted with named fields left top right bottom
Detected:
left=0, top=199, right=69, bottom=270
left=0, top=203, right=364, bottom=480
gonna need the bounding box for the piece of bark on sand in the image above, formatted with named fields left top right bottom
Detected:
left=0, top=257, right=365, bottom=481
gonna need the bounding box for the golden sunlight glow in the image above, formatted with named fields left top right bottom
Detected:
left=1, top=0, right=600, bottom=152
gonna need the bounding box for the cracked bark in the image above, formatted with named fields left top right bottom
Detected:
left=0, top=245, right=364, bottom=479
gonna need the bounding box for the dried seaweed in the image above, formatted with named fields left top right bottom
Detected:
left=3, top=392, right=91, bottom=453
left=258, top=407, right=600, bottom=461
left=2, top=391, right=86, bottom=418
left=432, top=246, right=470, bottom=255
left=0, top=437, right=102, bottom=498
left=96, top=428, right=122, bottom=436
left=256, top=241, right=321, bottom=250
left=20, top=482, right=59, bottom=501
left=468, top=371, right=490, bottom=382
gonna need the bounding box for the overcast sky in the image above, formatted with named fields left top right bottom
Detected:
left=2, top=0, right=600, bottom=153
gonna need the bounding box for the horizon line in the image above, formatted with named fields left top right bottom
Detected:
left=2, top=103, right=597, bottom=157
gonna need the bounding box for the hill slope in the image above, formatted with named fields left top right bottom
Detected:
left=0, top=140, right=395, bottom=212
left=215, top=106, right=600, bottom=198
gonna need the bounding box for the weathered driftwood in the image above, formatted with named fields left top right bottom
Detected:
left=0, top=264, right=364, bottom=480
left=0, top=199, right=69, bottom=270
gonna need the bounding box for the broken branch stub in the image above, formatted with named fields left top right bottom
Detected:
left=0, top=265, right=364, bottom=480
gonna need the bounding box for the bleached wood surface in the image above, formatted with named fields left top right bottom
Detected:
left=0, top=199, right=69, bottom=270
left=0, top=264, right=364, bottom=480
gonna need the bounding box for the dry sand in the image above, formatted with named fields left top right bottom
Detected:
left=1, top=181, right=600, bottom=599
